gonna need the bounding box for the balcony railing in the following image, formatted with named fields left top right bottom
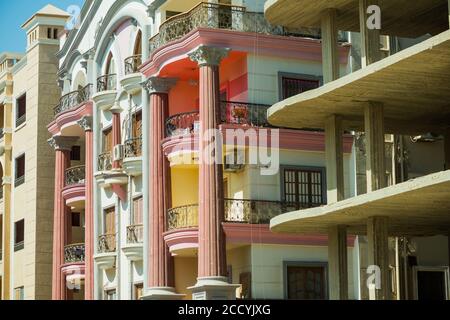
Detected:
left=126, top=224, right=144, bottom=244
left=167, top=204, right=199, bottom=231
left=149, top=2, right=320, bottom=53
left=54, top=84, right=93, bottom=116
left=124, top=137, right=142, bottom=158
left=16, top=114, right=26, bottom=127
left=124, top=55, right=142, bottom=75
left=65, top=165, right=86, bottom=187
left=98, top=151, right=113, bottom=171
left=97, top=74, right=117, bottom=92
left=165, top=111, right=200, bottom=137
left=0, top=128, right=4, bottom=140
left=64, top=243, right=85, bottom=263
left=98, top=234, right=116, bottom=253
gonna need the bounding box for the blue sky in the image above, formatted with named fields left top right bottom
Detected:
left=0, top=0, right=85, bottom=53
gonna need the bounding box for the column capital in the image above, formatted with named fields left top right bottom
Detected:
left=188, top=45, right=230, bottom=67
left=142, top=77, right=178, bottom=94
left=48, top=136, right=79, bottom=151
left=77, top=116, right=93, bottom=132
left=82, top=48, right=96, bottom=60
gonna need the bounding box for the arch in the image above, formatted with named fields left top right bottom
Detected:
left=133, top=29, right=142, bottom=56
left=105, top=52, right=116, bottom=75
left=72, top=70, right=88, bottom=91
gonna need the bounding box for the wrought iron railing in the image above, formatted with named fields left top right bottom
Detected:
left=124, top=54, right=142, bottom=75
left=167, top=204, right=199, bottom=230
left=124, top=137, right=142, bottom=158
left=65, top=165, right=86, bottom=186
left=54, top=84, right=93, bottom=116
left=126, top=224, right=144, bottom=244
left=64, top=243, right=85, bottom=263
left=98, top=234, right=116, bottom=253
left=98, top=152, right=113, bottom=171
left=149, top=2, right=321, bottom=53
left=97, top=74, right=117, bottom=92
left=165, top=111, right=200, bottom=137
left=16, top=114, right=26, bottom=127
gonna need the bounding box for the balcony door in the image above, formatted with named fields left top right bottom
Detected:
left=102, top=127, right=113, bottom=153
left=132, top=111, right=142, bottom=139
left=286, top=264, right=327, bottom=300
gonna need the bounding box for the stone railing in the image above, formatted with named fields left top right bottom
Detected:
left=149, top=2, right=321, bottom=53
left=64, top=243, right=85, bottom=263
left=98, top=234, right=116, bottom=253
left=124, top=137, right=142, bottom=158
left=167, top=204, right=199, bottom=231
left=165, top=111, right=200, bottom=137
left=97, top=74, right=117, bottom=92
left=65, top=165, right=86, bottom=186
left=54, top=84, right=93, bottom=117
left=98, top=152, right=113, bottom=171
left=124, top=54, right=142, bottom=75
left=126, top=224, right=144, bottom=244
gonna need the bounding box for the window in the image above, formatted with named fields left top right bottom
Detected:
left=286, top=264, right=327, bottom=300
left=15, top=154, right=25, bottom=187
left=70, top=146, right=81, bottom=161
left=282, top=167, right=325, bottom=209
left=102, top=128, right=113, bottom=153
left=279, top=74, right=320, bottom=100
left=16, top=93, right=26, bottom=127
left=14, top=220, right=24, bottom=252
left=133, top=283, right=144, bottom=300
left=14, top=286, right=24, bottom=300
left=104, top=289, right=116, bottom=300
left=53, top=28, right=59, bottom=40
left=132, top=111, right=142, bottom=139
left=47, top=28, right=52, bottom=39
left=132, top=197, right=143, bottom=226
left=72, top=212, right=81, bottom=227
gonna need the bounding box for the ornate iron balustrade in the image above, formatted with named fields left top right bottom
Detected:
left=124, top=55, right=142, bottom=75
left=98, top=152, right=112, bottom=171
left=166, top=111, right=200, bottom=137
left=167, top=204, right=199, bottom=230
left=65, top=165, right=86, bottom=186
left=124, top=137, right=142, bottom=158
left=98, top=234, right=116, bottom=253
left=149, top=2, right=321, bottom=53
left=224, top=199, right=320, bottom=224
left=64, top=243, right=85, bottom=263
left=220, top=101, right=271, bottom=127
left=97, top=74, right=117, bottom=92
left=54, top=84, right=93, bottom=116
left=126, top=224, right=144, bottom=244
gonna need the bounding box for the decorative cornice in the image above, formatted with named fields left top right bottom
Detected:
left=142, top=77, right=178, bottom=94
left=188, top=45, right=230, bottom=67
left=48, top=136, right=79, bottom=151
left=77, top=116, right=93, bottom=132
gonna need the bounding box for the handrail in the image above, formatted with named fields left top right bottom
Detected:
left=65, top=165, right=86, bottom=186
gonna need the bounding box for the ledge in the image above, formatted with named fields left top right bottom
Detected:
left=48, top=101, right=93, bottom=136
left=92, top=90, right=117, bottom=111
left=94, top=253, right=116, bottom=270
left=120, top=73, right=143, bottom=95
left=122, top=243, right=143, bottom=261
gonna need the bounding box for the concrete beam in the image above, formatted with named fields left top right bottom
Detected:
left=328, top=225, right=348, bottom=300
left=359, top=0, right=381, bottom=67
left=364, top=102, right=386, bottom=192
left=367, top=216, right=390, bottom=300
left=321, top=9, right=339, bottom=83
left=325, top=115, right=344, bottom=203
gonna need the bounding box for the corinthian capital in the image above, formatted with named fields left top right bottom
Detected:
left=142, top=77, right=178, bottom=94
left=48, top=136, right=79, bottom=151
left=188, top=45, right=230, bottom=67
left=77, top=116, right=93, bottom=132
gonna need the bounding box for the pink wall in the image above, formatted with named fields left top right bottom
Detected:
left=169, top=80, right=199, bottom=116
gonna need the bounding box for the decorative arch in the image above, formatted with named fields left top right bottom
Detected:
left=72, top=70, right=88, bottom=91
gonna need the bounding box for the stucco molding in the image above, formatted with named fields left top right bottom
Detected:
left=48, top=136, right=79, bottom=151
left=142, top=77, right=178, bottom=94
left=188, top=45, right=230, bottom=67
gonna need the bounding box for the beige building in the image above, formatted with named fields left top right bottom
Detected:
left=0, top=5, right=69, bottom=300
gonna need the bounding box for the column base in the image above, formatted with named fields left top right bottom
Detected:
left=188, top=277, right=240, bottom=300
left=141, top=287, right=185, bottom=300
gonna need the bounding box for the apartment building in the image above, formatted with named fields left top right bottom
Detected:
left=0, top=5, right=69, bottom=300
left=48, top=0, right=361, bottom=300
left=265, top=0, right=450, bottom=300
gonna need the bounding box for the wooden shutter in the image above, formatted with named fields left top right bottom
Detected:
left=104, top=207, right=115, bottom=234
left=133, top=197, right=143, bottom=225
left=282, top=77, right=319, bottom=100
left=132, top=111, right=142, bottom=139
left=103, top=128, right=113, bottom=152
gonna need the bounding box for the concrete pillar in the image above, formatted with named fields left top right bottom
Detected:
left=188, top=45, right=239, bottom=300
left=48, top=136, right=78, bottom=300
left=141, top=77, right=182, bottom=300
left=321, top=9, right=339, bottom=83
left=328, top=225, right=348, bottom=300
left=325, top=115, right=344, bottom=203
left=77, top=116, right=94, bottom=300
left=359, top=0, right=381, bottom=67
left=364, top=102, right=386, bottom=192
left=367, top=216, right=390, bottom=300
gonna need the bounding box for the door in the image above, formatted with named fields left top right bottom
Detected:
left=102, top=128, right=113, bottom=153
left=104, top=207, right=116, bottom=251
left=286, top=265, right=327, bottom=300
left=414, top=267, right=449, bottom=300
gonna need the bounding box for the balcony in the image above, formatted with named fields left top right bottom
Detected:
left=149, top=2, right=320, bottom=53
left=65, top=165, right=86, bottom=187
left=92, top=74, right=117, bottom=111
left=95, top=151, right=128, bottom=187
left=95, top=233, right=116, bottom=270
left=98, top=152, right=113, bottom=172
left=64, top=243, right=85, bottom=264
left=123, top=137, right=143, bottom=176
left=54, top=84, right=92, bottom=118
left=167, top=204, right=199, bottom=231
left=123, top=224, right=144, bottom=261
left=121, top=55, right=143, bottom=95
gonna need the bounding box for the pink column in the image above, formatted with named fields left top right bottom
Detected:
left=78, top=116, right=94, bottom=300
left=112, top=110, right=121, bottom=169
left=48, top=136, right=77, bottom=300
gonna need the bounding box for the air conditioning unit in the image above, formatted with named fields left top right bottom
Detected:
left=224, top=149, right=245, bottom=172
left=113, top=144, right=124, bottom=161
left=411, top=133, right=442, bottom=143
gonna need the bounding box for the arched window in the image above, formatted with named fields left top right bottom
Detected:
left=105, top=52, right=116, bottom=75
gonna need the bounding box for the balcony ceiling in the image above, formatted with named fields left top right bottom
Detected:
left=271, top=170, right=450, bottom=237
left=264, top=0, right=449, bottom=37
left=267, top=30, right=450, bottom=135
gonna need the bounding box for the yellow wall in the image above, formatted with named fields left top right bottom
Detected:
left=174, top=257, right=197, bottom=300
left=171, top=167, right=199, bottom=207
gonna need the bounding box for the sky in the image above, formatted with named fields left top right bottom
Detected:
left=0, top=0, right=85, bottom=53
